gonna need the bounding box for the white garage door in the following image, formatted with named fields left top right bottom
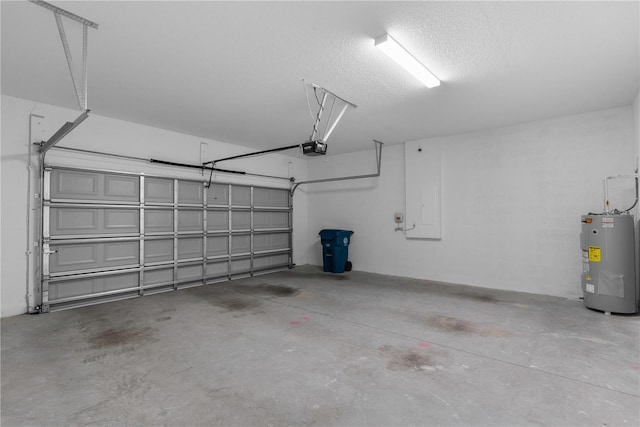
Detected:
left=41, top=167, right=292, bottom=312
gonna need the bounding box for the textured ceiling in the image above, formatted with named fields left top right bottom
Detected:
left=2, top=1, right=639, bottom=156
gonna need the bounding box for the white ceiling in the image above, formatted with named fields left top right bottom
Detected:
left=2, top=1, right=639, bottom=156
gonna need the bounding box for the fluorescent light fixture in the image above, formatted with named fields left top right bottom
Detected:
left=374, top=33, right=440, bottom=88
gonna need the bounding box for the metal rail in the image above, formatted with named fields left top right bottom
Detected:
left=29, top=0, right=98, bottom=28
left=291, top=140, right=383, bottom=195
left=203, top=144, right=301, bottom=166
left=47, top=145, right=291, bottom=181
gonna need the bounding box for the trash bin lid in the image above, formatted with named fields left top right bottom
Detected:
left=319, top=229, right=354, bottom=237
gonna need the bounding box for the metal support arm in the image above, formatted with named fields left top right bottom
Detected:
left=29, top=0, right=99, bottom=152
left=38, top=110, right=90, bottom=154
left=29, top=0, right=98, bottom=112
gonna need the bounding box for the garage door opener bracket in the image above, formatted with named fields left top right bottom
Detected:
left=29, top=0, right=98, bottom=153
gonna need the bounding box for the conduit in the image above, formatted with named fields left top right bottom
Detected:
left=603, top=173, right=639, bottom=214
left=291, top=140, right=383, bottom=195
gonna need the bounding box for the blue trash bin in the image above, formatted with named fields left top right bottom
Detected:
left=319, top=229, right=353, bottom=273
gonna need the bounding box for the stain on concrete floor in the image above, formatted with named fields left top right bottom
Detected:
left=88, top=327, right=156, bottom=349
left=219, top=298, right=261, bottom=311
left=378, top=345, right=437, bottom=372
left=275, top=271, right=350, bottom=281
left=242, top=283, right=300, bottom=297
left=187, top=283, right=300, bottom=313
left=185, top=286, right=262, bottom=312
left=427, top=315, right=511, bottom=338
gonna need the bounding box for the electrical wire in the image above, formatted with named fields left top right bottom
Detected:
left=590, top=173, right=639, bottom=215
left=623, top=174, right=639, bottom=212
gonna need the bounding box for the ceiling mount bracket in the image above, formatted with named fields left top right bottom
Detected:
left=303, top=80, right=357, bottom=146
left=29, top=0, right=98, bottom=112
left=29, top=0, right=99, bottom=153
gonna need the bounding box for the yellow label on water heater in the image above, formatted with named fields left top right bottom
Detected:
left=588, top=246, right=601, bottom=262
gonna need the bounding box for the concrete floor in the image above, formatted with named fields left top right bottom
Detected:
left=2, top=265, right=639, bottom=426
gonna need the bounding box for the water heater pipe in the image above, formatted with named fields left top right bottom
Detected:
left=603, top=173, right=639, bottom=214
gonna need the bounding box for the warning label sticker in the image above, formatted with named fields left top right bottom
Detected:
left=588, top=246, right=601, bottom=262
left=602, top=217, right=614, bottom=228
left=586, top=283, right=595, bottom=293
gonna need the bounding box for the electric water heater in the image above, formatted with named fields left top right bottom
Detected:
left=580, top=214, right=638, bottom=314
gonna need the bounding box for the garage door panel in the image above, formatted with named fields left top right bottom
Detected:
left=178, top=265, right=203, bottom=281
left=49, top=272, right=139, bottom=301
left=206, top=261, right=228, bottom=278
left=231, top=259, right=251, bottom=275
left=207, top=184, right=229, bottom=206
left=103, top=175, right=139, bottom=201
left=145, top=210, right=174, bottom=233
left=50, top=244, right=97, bottom=272
left=144, top=268, right=173, bottom=286
left=253, top=188, right=289, bottom=207
left=178, top=181, right=203, bottom=205
left=51, top=170, right=139, bottom=202
left=103, top=209, right=139, bottom=234
left=178, top=237, right=203, bottom=260
left=207, top=211, right=228, bottom=231
left=51, top=208, right=139, bottom=236
left=145, top=178, right=174, bottom=204
left=104, top=242, right=140, bottom=264
left=231, top=211, right=251, bottom=229
left=231, top=235, right=251, bottom=254
left=52, top=208, right=97, bottom=234
left=254, top=211, right=289, bottom=229
left=145, top=239, right=174, bottom=263
left=254, top=254, right=289, bottom=270
left=50, top=241, right=140, bottom=273
left=53, top=170, right=99, bottom=198
left=254, top=233, right=289, bottom=252
left=43, top=168, right=292, bottom=311
left=232, top=186, right=251, bottom=206
left=104, top=210, right=139, bottom=232
left=207, top=236, right=229, bottom=257
left=178, top=210, right=203, bottom=232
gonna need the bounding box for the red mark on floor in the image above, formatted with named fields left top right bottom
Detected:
left=419, top=343, right=430, bottom=348
left=290, top=321, right=300, bottom=325
left=303, top=316, right=311, bottom=321
left=631, top=365, right=639, bottom=370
